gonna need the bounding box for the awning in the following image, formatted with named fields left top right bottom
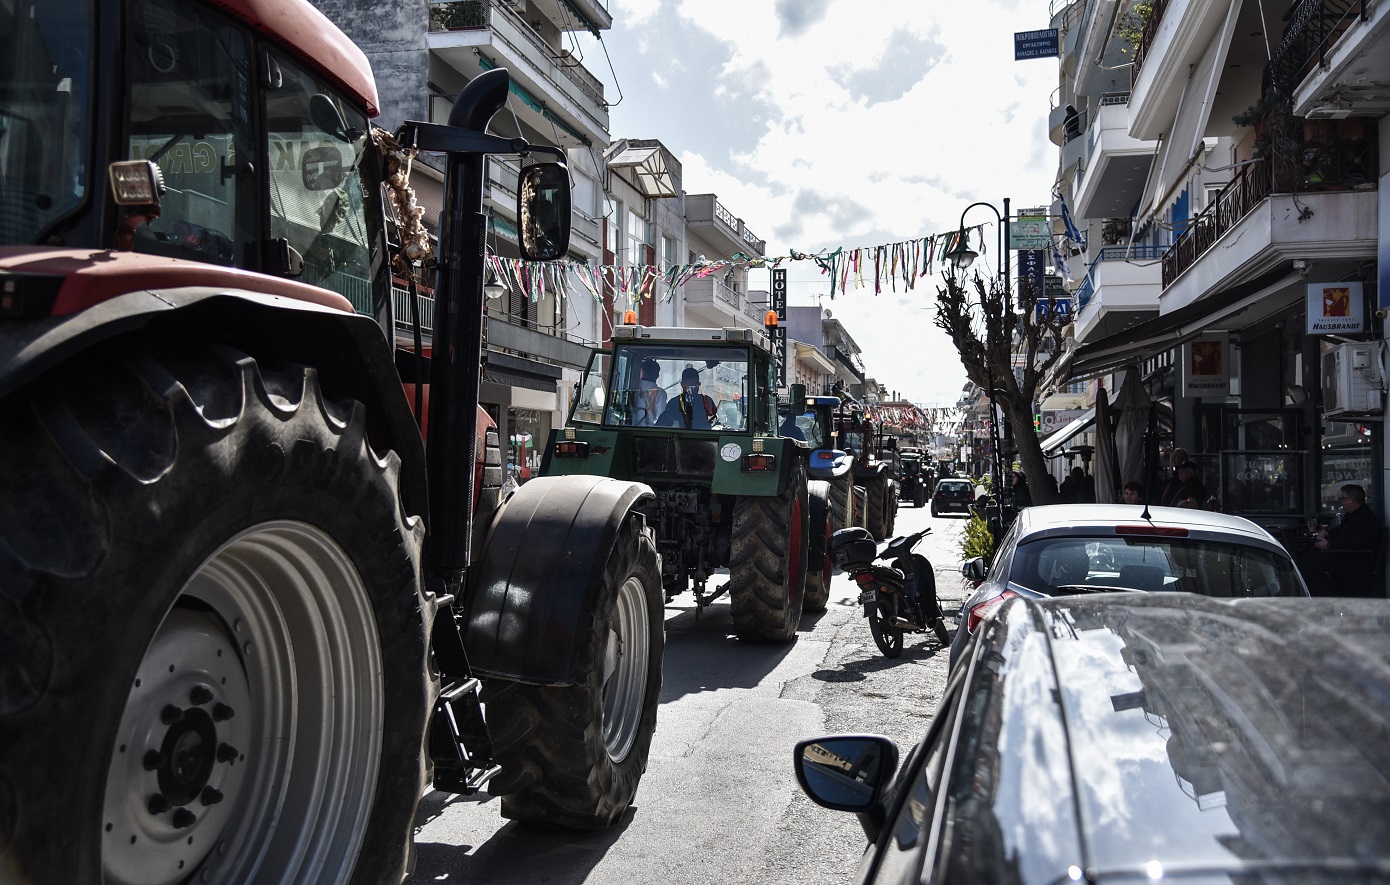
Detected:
left=1040, top=407, right=1096, bottom=455
left=1066, top=268, right=1301, bottom=381
left=608, top=146, right=679, bottom=198
left=482, top=350, right=562, bottom=393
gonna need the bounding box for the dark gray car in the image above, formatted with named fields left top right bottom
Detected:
left=795, top=594, right=1390, bottom=884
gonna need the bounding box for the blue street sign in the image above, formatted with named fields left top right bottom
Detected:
left=1014, top=29, right=1059, bottom=60
left=1035, top=298, right=1072, bottom=321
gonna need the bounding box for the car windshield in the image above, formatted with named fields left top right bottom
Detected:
left=0, top=0, right=92, bottom=244
left=940, top=482, right=972, bottom=493
left=1009, top=536, right=1303, bottom=597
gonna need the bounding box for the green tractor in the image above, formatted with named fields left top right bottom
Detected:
left=543, top=323, right=832, bottom=640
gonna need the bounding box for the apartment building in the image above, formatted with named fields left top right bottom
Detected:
left=310, top=0, right=612, bottom=477
left=1046, top=0, right=1388, bottom=568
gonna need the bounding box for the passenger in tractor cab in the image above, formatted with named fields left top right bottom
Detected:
left=657, top=367, right=718, bottom=429
left=633, top=358, right=668, bottom=426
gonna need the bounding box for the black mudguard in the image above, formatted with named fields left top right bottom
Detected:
left=460, top=474, right=655, bottom=685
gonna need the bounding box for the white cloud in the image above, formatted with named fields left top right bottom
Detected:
left=583, top=0, right=1059, bottom=407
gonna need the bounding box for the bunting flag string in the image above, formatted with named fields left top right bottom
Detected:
left=476, top=221, right=1000, bottom=310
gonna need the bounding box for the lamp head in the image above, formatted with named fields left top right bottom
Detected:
left=945, top=228, right=977, bottom=270
left=484, top=265, right=506, bottom=300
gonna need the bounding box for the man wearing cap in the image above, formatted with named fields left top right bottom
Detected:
left=657, top=367, right=717, bottom=429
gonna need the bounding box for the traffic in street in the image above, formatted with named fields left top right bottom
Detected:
left=406, top=503, right=970, bottom=885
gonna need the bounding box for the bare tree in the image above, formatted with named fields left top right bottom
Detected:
left=934, top=271, right=1070, bottom=505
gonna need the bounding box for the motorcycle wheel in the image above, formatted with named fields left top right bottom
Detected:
left=932, top=619, right=951, bottom=646
left=866, top=601, right=904, bottom=658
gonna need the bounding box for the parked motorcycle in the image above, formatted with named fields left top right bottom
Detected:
left=829, top=526, right=951, bottom=658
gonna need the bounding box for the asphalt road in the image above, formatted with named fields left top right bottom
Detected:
left=407, top=501, right=973, bottom=885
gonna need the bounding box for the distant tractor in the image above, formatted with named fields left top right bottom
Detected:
left=897, top=447, right=931, bottom=508
left=835, top=402, right=897, bottom=541
left=544, top=321, right=833, bottom=636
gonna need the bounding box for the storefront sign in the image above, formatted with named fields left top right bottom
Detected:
left=1041, top=409, right=1085, bottom=434
left=1306, top=281, right=1365, bottom=334
left=771, top=268, right=787, bottom=388
left=1182, top=334, right=1230, bottom=397
left=1009, top=217, right=1050, bottom=250
left=1014, top=29, right=1059, bottom=60
left=1018, top=250, right=1046, bottom=300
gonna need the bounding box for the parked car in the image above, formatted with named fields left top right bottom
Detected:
left=795, top=593, right=1390, bottom=884
left=929, top=478, right=975, bottom=518
left=950, top=504, right=1309, bottom=668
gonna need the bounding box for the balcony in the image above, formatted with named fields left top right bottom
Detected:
left=427, top=0, right=609, bottom=147
left=1277, top=0, right=1390, bottom=119
left=1129, top=0, right=1235, bottom=141
left=1160, top=152, right=1379, bottom=311
left=686, top=194, right=766, bottom=258
left=391, top=285, right=593, bottom=368
left=1072, top=245, right=1164, bottom=344
left=683, top=277, right=765, bottom=330
left=1071, top=94, right=1158, bottom=220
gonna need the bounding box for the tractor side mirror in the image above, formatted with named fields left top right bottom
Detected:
left=789, top=383, right=805, bottom=410
left=518, top=162, right=571, bottom=261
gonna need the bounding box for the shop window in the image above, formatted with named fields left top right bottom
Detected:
left=508, top=407, right=550, bottom=482
left=1320, top=422, right=1378, bottom=520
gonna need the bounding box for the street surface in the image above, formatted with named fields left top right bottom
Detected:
left=406, top=502, right=971, bottom=884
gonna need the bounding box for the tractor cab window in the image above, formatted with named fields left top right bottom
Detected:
left=264, top=54, right=383, bottom=313
left=125, top=0, right=256, bottom=266
left=0, top=0, right=92, bottom=245
left=603, top=344, right=751, bottom=431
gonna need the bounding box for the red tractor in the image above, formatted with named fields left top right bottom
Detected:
left=0, top=0, right=663, bottom=882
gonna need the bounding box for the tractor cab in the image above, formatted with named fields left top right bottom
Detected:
left=571, top=326, right=776, bottom=434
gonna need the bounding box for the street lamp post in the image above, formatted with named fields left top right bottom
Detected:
left=945, top=198, right=1010, bottom=525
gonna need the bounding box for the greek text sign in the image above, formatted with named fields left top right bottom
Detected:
left=1014, top=29, right=1059, bottom=60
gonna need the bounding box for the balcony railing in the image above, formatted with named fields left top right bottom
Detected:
left=1162, top=156, right=1274, bottom=287
left=1270, top=0, right=1365, bottom=94
left=394, top=284, right=436, bottom=333
left=1075, top=245, right=1165, bottom=310
left=1131, top=0, right=1173, bottom=80
left=1161, top=118, right=1379, bottom=286
left=428, top=0, right=607, bottom=109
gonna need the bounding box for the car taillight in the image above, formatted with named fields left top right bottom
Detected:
left=966, top=591, right=1018, bottom=633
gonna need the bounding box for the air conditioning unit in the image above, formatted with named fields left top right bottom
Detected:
left=1321, top=341, right=1384, bottom=417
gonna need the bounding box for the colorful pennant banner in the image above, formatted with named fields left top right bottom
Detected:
left=482, top=223, right=995, bottom=313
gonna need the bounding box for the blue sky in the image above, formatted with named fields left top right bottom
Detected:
left=574, top=0, right=1059, bottom=407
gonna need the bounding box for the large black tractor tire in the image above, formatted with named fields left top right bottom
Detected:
left=0, top=341, right=431, bottom=885
left=913, top=484, right=927, bottom=508
left=484, top=516, right=663, bottom=828
left=803, top=480, right=833, bottom=614
left=728, top=459, right=809, bottom=642
left=865, top=474, right=891, bottom=542
left=827, top=475, right=854, bottom=534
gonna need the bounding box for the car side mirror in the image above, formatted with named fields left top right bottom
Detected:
left=961, top=557, right=988, bottom=582
left=793, top=734, right=899, bottom=816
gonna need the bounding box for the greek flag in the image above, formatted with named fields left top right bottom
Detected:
left=1051, top=239, right=1070, bottom=280
left=1060, top=198, right=1087, bottom=253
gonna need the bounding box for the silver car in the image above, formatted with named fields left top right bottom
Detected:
left=950, top=504, right=1309, bottom=668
